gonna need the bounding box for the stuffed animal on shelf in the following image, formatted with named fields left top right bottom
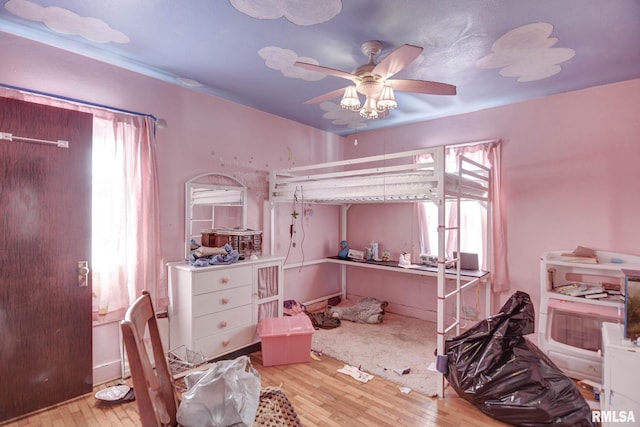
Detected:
left=338, top=240, right=349, bottom=259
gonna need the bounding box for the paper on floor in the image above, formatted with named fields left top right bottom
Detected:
left=337, top=364, right=374, bottom=383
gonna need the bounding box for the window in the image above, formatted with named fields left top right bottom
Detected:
left=417, top=145, right=492, bottom=269
left=91, top=114, right=165, bottom=322
left=420, top=199, right=487, bottom=266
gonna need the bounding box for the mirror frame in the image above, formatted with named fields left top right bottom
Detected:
left=185, top=173, right=247, bottom=259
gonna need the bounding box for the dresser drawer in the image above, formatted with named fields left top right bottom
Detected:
left=193, top=285, right=252, bottom=317
left=192, top=265, right=252, bottom=295
left=195, top=324, right=258, bottom=358
left=193, top=304, right=253, bottom=340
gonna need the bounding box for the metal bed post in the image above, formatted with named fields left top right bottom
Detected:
left=340, top=204, right=350, bottom=298
left=435, top=146, right=447, bottom=398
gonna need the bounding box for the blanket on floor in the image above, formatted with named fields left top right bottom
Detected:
left=325, top=297, right=388, bottom=324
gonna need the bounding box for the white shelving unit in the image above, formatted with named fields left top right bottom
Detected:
left=538, top=250, right=640, bottom=382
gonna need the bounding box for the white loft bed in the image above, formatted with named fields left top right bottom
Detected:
left=268, top=145, right=493, bottom=397
left=269, top=148, right=489, bottom=204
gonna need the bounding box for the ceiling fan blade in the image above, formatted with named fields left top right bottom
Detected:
left=373, top=44, right=423, bottom=79
left=303, top=87, right=349, bottom=105
left=389, top=79, right=457, bottom=96
left=295, top=61, right=357, bottom=81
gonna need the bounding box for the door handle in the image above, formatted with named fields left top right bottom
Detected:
left=77, top=261, right=89, bottom=287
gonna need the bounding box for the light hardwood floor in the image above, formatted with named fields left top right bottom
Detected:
left=0, top=352, right=515, bottom=426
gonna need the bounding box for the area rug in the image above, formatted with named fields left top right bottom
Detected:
left=310, top=312, right=439, bottom=397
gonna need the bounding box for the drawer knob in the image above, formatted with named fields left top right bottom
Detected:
left=222, top=339, right=230, bottom=346
left=222, top=297, right=230, bottom=304
left=220, top=320, right=228, bottom=328
left=221, top=276, right=230, bottom=284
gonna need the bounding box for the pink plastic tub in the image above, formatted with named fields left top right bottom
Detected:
left=257, top=315, right=314, bottom=367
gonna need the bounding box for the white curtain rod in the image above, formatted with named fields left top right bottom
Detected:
left=0, top=131, right=69, bottom=148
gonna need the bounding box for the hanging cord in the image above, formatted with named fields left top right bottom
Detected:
left=283, top=188, right=299, bottom=264
left=298, top=187, right=306, bottom=271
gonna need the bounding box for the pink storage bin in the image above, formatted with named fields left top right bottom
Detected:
left=257, top=315, right=314, bottom=367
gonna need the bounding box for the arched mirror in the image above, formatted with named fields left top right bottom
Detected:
left=185, top=173, right=247, bottom=259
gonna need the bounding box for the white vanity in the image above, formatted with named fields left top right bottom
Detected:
left=167, top=173, right=283, bottom=361
left=167, top=256, right=283, bottom=360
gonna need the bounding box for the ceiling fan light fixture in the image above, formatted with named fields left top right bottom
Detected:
left=340, top=85, right=361, bottom=110
left=377, top=84, right=397, bottom=111
left=360, top=97, right=379, bottom=119
left=299, top=40, right=456, bottom=124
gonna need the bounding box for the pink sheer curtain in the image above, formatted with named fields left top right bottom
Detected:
left=487, top=142, right=509, bottom=293
left=91, top=115, right=166, bottom=321
left=416, top=141, right=509, bottom=293
left=0, top=87, right=166, bottom=322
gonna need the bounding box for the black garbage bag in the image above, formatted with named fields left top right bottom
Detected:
left=443, top=291, right=594, bottom=426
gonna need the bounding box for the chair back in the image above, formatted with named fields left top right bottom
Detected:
left=121, top=291, right=179, bottom=426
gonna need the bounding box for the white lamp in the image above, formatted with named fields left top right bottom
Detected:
left=360, top=97, right=379, bottom=119
left=377, top=84, right=397, bottom=111
left=340, top=85, right=361, bottom=110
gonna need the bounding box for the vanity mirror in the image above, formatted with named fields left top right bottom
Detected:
left=184, top=173, right=247, bottom=259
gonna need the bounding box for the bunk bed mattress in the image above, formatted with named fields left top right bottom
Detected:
left=271, top=171, right=488, bottom=203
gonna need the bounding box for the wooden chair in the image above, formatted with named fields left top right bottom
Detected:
left=121, top=292, right=303, bottom=427
left=121, top=291, right=179, bottom=427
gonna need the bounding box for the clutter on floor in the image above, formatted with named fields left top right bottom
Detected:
left=94, top=385, right=135, bottom=404
left=284, top=295, right=390, bottom=328
left=393, top=367, right=411, bottom=376
left=337, top=364, right=375, bottom=383
left=283, top=299, right=307, bottom=316
left=325, top=296, right=388, bottom=324
left=442, top=290, right=595, bottom=426
left=311, top=310, right=439, bottom=396
left=177, top=356, right=261, bottom=427
left=254, top=387, right=303, bottom=427
left=284, top=296, right=436, bottom=395
left=284, top=298, right=342, bottom=329
left=176, top=355, right=303, bottom=427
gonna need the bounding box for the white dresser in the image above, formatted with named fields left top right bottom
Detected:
left=600, top=322, right=640, bottom=425
left=167, top=256, right=283, bottom=360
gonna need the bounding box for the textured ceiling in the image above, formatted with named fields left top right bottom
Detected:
left=1, top=0, right=639, bottom=136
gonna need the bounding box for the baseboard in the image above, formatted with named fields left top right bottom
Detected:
left=93, top=359, right=122, bottom=386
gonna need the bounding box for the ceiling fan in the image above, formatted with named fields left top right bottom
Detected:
left=295, top=40, right=456, bottom=119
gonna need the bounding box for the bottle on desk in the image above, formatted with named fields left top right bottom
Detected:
left=370, top=242, right=379, bottom=260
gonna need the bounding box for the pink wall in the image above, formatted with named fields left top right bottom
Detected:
left=2, top=31, right=639, bottom=374
left=338, top=78, right=640, bottom=317
left=0, top=31, right=343, bottom=272
left=0, top=32, right=344, bottom=380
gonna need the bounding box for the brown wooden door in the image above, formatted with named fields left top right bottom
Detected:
left=0, top=97, right=93, bottom=421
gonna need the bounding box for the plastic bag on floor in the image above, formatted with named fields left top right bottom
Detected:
left=443, top=291, right=595, bottom=426
left=177, top=355, right=260, bottom=427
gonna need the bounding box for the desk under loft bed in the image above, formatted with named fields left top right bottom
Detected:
left=268, top=145, right=493, bottom=397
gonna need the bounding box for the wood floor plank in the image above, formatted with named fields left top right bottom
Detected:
left=1, top=351, right=516, bottom=427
